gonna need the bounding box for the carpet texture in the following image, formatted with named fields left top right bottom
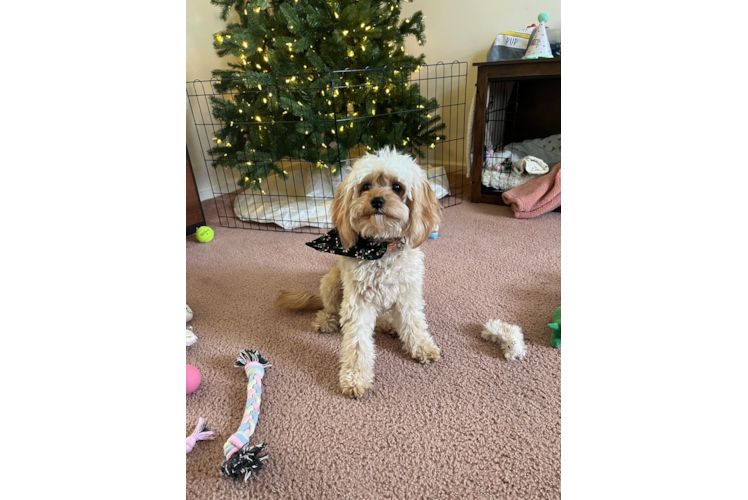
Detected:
left=186, top=197, right=561, bottom=499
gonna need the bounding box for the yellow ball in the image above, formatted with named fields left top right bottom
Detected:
left=195, top=226, right=214, bottom=243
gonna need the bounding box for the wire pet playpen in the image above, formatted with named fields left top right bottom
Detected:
left=478, top=76, right=561, bottom=197
left=187, top=61, right=467, bottom=232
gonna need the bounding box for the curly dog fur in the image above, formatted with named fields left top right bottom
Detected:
left=277, top=147, right=442, bottom=398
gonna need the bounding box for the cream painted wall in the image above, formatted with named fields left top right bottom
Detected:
left=187, top=0, right=560, bottom=200
left=187, top=0, right=234, bottom=201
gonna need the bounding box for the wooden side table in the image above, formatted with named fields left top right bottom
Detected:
left=470, top=58, right=561, bottom=205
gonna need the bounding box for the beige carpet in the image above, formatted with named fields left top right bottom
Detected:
left=186, top=197, right=561, bottom=499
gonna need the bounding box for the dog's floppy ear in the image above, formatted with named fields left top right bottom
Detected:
left=331, top=175, right=357, bottom=248
left=407, top=176, right=442, bottom=249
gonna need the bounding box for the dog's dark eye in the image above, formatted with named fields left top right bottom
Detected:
left=392, top=183, right=402, bottom=193
left=361, top=183, right=371, bottom=192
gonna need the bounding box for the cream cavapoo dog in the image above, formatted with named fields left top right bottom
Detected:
left=277, top=147, right=442, bottom=398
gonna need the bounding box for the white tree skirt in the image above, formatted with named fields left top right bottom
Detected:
left=233, top=164, right=451, bottom=230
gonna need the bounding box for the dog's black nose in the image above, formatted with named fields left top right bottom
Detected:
left=370, top=197, right=385, bottom=209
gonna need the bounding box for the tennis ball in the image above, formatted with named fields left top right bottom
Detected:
left=196, top=226, right=214, bottom=243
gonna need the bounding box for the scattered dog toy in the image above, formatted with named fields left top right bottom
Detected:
left=429, top=225, right=439, bottom=239
left=186, top=364, right=202, bottom=394
left=186, top=325, right=198, bottom=347
left=186, top=417, right=214, bottom=453
left=548, top=307, right=561, bottom=347
left=220, top=350, right=272, bottom=482
left=481, top=319, right=527, bottom=361
left=196, top=226, right=214, bottom=243
left=186, top=305, right=197, bottom=347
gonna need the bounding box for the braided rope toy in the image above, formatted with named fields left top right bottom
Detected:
left=220, top=349, right=272, bottom=482
left=186, top=417, right=214, bottom=453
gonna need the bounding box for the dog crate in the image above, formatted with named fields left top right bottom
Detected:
left=469, top=58, right=561, bottom=204
left=187, top=61, right=467, bottom=232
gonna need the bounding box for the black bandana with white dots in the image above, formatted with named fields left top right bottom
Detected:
left=306, top=228, right=395, bottom=260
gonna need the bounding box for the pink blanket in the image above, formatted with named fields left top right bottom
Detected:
left=501, top=162, right=561, bottom=218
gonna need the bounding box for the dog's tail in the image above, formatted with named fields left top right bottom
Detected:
left=275, top=291, right=323, bottom=311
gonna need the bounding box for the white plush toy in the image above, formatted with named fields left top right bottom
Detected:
left=186, top=326, right=198, bottom=347
left=514, top=155, right=549, bottom=175
left=186, top=305, right=197, bottom=347
left=481, top=319, right=527, bottom=361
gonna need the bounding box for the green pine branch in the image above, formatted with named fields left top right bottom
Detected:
left=206, top=0, right=446, bottom=190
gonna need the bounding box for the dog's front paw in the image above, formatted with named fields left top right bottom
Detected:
left=339, top=368, right=373, bottom=398
left=406, top=337, right=440, bottom=364
left=313, top=310, right=340, bottom=334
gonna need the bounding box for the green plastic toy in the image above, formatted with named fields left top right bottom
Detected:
left=548, top=307, right=561, bottom=347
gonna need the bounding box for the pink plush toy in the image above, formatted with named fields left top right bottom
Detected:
left=186, top=364, right=202, bottom=394
left=186, top=417, right=214, bottom=453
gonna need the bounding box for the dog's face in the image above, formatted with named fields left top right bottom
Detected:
left=331, top=147, right=442, bottom=249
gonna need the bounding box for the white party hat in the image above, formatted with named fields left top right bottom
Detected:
left=523, top=13, right=553, bottom=59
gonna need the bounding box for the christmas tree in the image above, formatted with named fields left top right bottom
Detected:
left=207, top=0, right=445, bottom=191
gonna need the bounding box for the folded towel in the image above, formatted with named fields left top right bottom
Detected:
left=502, top=162, right=561, bottom=218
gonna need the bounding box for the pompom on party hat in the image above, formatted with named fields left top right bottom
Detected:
left=523, top=12, right=553, bottom=60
